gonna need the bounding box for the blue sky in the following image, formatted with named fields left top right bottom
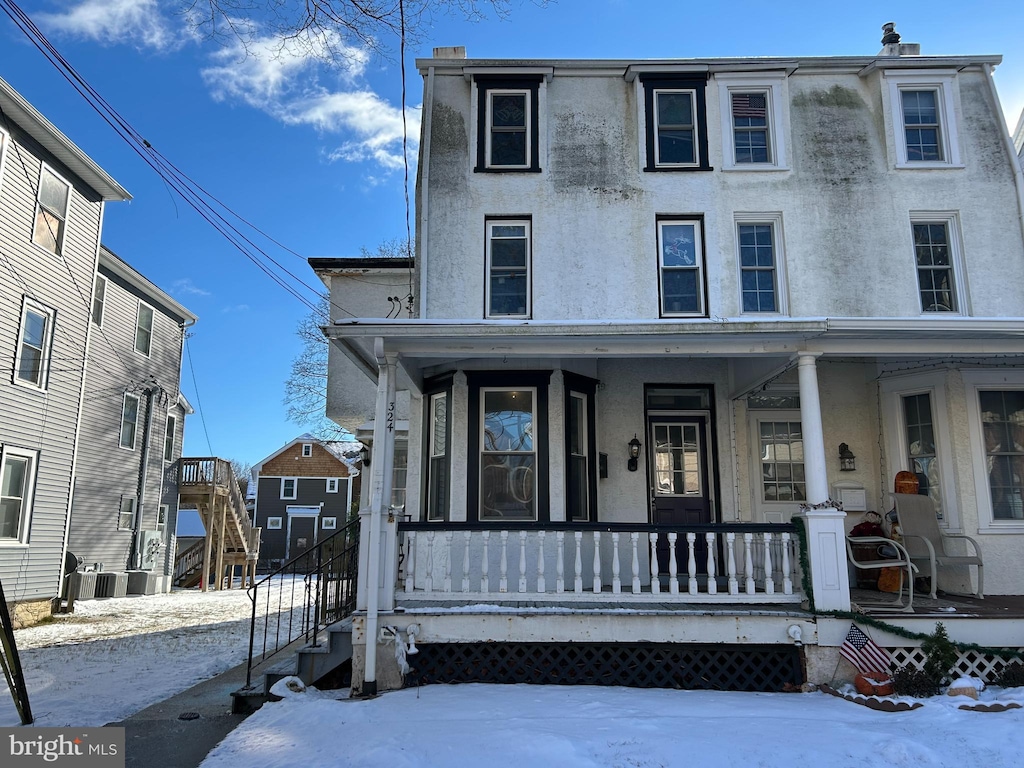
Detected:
left=1, top=1, right=1023, bottom=469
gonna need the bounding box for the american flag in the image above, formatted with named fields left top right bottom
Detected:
left=732, top=92, right=767, bottom=118
left=840, top=624, right=892, bottom=673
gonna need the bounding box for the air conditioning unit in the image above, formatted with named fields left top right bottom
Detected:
left=66, top=571, right=97, bottom=604
left=127, top=570, right=160, bottom=595
left=95, top=572, right=128, bottom=598
left=140, top=529, right=164, bottom=570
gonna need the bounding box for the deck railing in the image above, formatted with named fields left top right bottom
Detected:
left=396, top=521, right=801, bottom=604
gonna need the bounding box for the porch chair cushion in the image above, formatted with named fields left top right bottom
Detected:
left=891, top=493, right=984, bottom=600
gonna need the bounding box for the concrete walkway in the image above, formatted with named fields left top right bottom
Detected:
left=107, top=660, right=255, bottom=768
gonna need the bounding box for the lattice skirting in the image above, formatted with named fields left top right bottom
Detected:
left=888, top=647, right=1024, bottom=682
left=408, top=643, right=803, bottom=691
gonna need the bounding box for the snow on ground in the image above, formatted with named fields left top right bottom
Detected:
left=202, top=683, right=1024, bottom=768
left=1, top=583, right=301, bottom=728
left=5, top=590, right=1024, bottom=766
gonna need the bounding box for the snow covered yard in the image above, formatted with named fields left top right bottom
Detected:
left=1, top=584, right=298, bottom=728
left=202, top=682, right=1024, bottom=768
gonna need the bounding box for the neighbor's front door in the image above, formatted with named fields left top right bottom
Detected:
left=649, top=416, right=713, bottom=572
left=286, top=511, right=318, bottom=561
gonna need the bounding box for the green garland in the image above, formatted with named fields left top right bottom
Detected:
left=790, top=516, right=1024, bottom=663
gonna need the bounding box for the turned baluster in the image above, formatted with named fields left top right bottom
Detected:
left=726, top=532, right=738, bottom=596
left=592, top=531, right=602, bottom=593
left=611, top=532, right=621, bottom=594
left=649, top=532, right=660, bottom=595
left=425, top=531, right=435, bottom=593
left=668, top=532, right=679, bottom=594
left=705, top=532, right=717, bottom=595
left=744, top=532, right=755, bottom=594
left=556, top=531, right=565, bottom=593
left=686, top=532, right=698, bottom=595
left=444, top=531, right=454, bottom=593
left=404, top=531, right=416, bottom=593
left=518, top=531, right=528, bottom=593
left=537, top=531, right=546, bottom=593
left=462, top=531, right=472, bottom=593
left=499, top=530, right=509, bottom=593
left=481, top=531, right=490, bottom=593
left=763, top=532, right=775, bottom=595
left=781, top=532, right=793, bottom=595
left=630, top=533, right=641, bottom=594
left=574, top=531, right=584, bottom=593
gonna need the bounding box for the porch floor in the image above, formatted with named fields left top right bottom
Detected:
left=853, top=589, right=1024, bottom=619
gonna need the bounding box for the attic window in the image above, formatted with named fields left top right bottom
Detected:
left=301, top=443, right=313, bottom=457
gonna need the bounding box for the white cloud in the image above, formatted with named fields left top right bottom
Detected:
left=171, top=279, right=211, bottom=297
left=221, top=304, right=250, bottom=314
left=202, top=34, right=416, bottom=170
left=39, top=0, right=183, bottom=51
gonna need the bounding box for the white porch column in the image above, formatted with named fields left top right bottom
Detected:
left=795, top=353, right=851, bottom=612
left=362, top=338, right=398, bottom=696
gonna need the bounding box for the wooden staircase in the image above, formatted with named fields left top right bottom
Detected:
left=176, top=457, right=261, bottom=590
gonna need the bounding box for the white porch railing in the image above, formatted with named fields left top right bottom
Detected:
left=396, top=523, right=802, bottom=604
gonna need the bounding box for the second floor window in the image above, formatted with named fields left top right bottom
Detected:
left=33, top=167, right=70, bottom=254
left=120, top=393, right=140, bottom=449
left=738, top=223, right=779, bottom=313
left=912, top=220, right=958, bottom=312
left=135, top=302, right=154, bottom=356
left=658, top=219, right=705, bottom=316
left=475, top=76, right=541, bottom=172
left=731, top=91, right=770, bottom=164
left=281, top=478, right=297, bottom=499
left=641, top=75, right=710, bottom=171
left=901, top=89, right=942, bottom=162
left=15, top=299, right=54, bottom=389
left=486, top=219, right=531, bottom=318
left=92, top=275, right=107, bottom=326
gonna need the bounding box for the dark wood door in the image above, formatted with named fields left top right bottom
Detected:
left=287, top=515, right=317, bottom=561
left=649, top=417, right=713, bottom=574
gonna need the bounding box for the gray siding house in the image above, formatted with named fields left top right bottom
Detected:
left=0, top=76, right=130, bottom=626
left=250, top=436, right=358, bottom=569
left=67, top=246, right=196, bottom=594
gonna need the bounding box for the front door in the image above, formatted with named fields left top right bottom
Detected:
left=649, top=416, right=714, bottom=573
left=286, top=511, right=318, bottom=561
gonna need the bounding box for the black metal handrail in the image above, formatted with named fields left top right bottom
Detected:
left=244, top=516, right=360, bottom=688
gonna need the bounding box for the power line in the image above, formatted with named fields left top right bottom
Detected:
left=184, top=334, right=213, bottom=455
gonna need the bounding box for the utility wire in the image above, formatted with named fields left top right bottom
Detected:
left=0, top=0, right=358, bottom=322
left=184, top=334, right=213, bottom=455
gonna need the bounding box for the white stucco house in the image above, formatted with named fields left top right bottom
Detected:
left=314, top=25, right=1024, bottom=695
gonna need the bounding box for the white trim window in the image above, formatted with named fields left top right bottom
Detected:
left=480, top=387, right=536, bottom=521
left=301, top=443, right=313, bottom=457
left=117, top=496, right=137, bottom=531
left=326, top=478, right=339, bottom=493
left=567, top=391, right=589, bottom=522
left=0, top=446, right=37, bottom=543
left=120, top=393, right=140, bottom=450
left=92, top=275, right=107, bottom=326
left=486, top=89, right=531, bottom=169
left=267, top=516, right=283, bottom=530
left=910, top=214, right=966, bottom=314
left=14, top=298, right=54, bottom=390
left=281, top=477, right=297, bottom=500
left=964, top=372, right=1024, bottom=531
left=717, top=74, right=788, bottom=170
left=164, top=415, right=176, bottom=462
left=135, top=301, right=154, bottom=356
left=32, top=165, right=70, bottom=254
left=736, top=214, right=787, bottom=315
left=658, top=219, right=705, bottom=317
left=485, top=219, right=531, bottom=318
left=157, top=505, right=168, bottom=530
left=884, top=71, right=962, bottom=168
left=880, top=372, right=958, bottom=530
left=322, top=517, right=337, bottom=530
left=0, top=127, right=8, bottom=187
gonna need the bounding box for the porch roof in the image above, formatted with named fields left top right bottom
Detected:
left=324, top=316, right=1024, bottom=388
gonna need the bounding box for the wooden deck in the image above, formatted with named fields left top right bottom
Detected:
left=854, top=588, right=1024, bottom=619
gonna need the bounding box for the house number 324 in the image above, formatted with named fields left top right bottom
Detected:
left=386, top=402, right=395, bottom=432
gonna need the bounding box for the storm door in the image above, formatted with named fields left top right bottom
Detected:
left=648, top=415, right=714, bottom=574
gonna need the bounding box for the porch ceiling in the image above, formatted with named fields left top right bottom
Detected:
left=325, top=317, right=1024, bottom=386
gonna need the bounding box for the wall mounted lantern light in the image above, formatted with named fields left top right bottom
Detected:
left=628, top=434, right=642, bottom=472
left=839, top=443, right=856, bottom=472
left=359, top=444, right=371, bottom=467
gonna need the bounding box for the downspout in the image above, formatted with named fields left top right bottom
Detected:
left=417, top=66, right=435, bottom=318
left=362, top=338, right=397, bottom=696
left=983, top=63, right=1024, bottom=248
left=133, top=386, right=157, bottom=569
left=170, top=318, right=197, bottom=561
